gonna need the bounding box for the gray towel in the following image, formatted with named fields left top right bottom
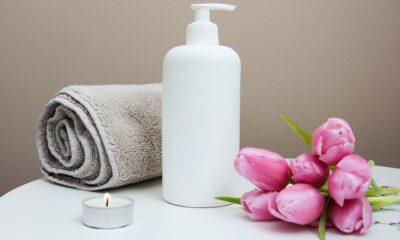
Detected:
left=36, top=84, right=162, bottom=190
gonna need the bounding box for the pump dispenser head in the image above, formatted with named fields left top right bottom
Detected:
left=186, top=3, right=236, bottom=45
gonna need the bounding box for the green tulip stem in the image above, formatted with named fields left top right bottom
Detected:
left=370, top=178, right=381, bottom=191
left=366, top=187, right=400, bottom=197
left=367, top=196, right=400, bottom=203
left=319, top=184, right=329, bottom=193
left=367, top=196, right=400, bottom=210
left=318, top=198, right=332, bottom=240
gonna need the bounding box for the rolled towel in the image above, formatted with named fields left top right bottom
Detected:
left=36, top=84, right=161, bottom=190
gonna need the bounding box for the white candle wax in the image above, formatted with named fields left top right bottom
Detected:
left=84, top=197, right=131, bottom=208
left=82, top=195, right=134, bottom=229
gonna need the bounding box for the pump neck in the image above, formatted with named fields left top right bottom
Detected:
left=185, top=3, right=236, bottom=45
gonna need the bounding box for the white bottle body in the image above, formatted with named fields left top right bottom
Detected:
left=162, top=44, right=244, bottom=207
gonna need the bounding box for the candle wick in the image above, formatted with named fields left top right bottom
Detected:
left=106, top=198, right=109, bottom=207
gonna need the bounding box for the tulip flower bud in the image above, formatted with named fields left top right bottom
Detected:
left=234, top=147, right=291, bottom=191
left=268, top=184, right=325, bottom=225
left=290, top=153, right=329, bottom=188
left=312, top=118, right=355, bottom=165
left=328, top=154, right=371, bottom=206
left=241, top=189, right=277, bottom=221
left=329, top=197, right=372, bottom=234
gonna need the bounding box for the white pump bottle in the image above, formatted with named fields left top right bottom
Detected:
left=162, top=3, right=245, bottom=207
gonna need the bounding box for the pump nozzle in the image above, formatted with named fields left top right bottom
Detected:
left=186, top=3, right=236, bottom=45
left=191, top=3, right=236, bottom=21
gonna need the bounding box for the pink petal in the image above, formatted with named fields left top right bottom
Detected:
left=241, top=189, right=277, bottom=221
left=291, top=153, right=329, bottom=188
left=312, top=118, right=355, bottom=162
left=329, top=197, right=372, bottom=234
left=267, top=192, right=289, bottom=222
left=337, top=155, right=371, bottom=176
left=320, top=142, right=354, bottom=165
left=271, top=184, right=325, bottom=225
left=328, top=170, right=346, bottom=206
left=235, top=147, right=290, bottom=191
left=320, top=129, right=346, bottom=153
left=360, top=197, right=373, bottom=234
left=326, top=118, right=355, bottom=142
left=312, top=132, right=324, bottom=156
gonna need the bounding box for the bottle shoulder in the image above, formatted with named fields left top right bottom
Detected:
left=164, top=44, right=240, bottom=62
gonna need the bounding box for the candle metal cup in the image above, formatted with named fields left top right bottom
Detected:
left=82, top=196, right=134, bottom=229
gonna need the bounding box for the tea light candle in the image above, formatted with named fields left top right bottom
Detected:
left=82, top=193, right=134, bottom=229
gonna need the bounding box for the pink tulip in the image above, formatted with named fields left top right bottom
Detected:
left=312, top=118, right=355, bottom=165
left=241, top=189, right=277, bottom=221
left=268, top=184, right=325, bottom=225
left=290, top=153, right=329, bottom=188
left=234, top=147, right=291, bottom=191
left=329, top=197, right=372, bottom=234
left=328, top=154, right=371, bottom=206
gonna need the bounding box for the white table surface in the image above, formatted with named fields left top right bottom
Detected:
left=1, top=166, right=399, bottom=240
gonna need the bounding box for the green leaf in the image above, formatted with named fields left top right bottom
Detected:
left=214, top=196, right=241, bottom=205
left=280, top=114, right=312, bottom=147
left=318, top=198, right=332, bottom=240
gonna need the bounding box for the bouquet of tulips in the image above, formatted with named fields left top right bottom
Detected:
left=216, top=115, right=400, bottom=239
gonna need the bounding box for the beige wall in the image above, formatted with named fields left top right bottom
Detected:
left=1, top=0, right=399, bottom=195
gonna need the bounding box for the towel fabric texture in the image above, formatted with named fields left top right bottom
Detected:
left=36, top=84, right=162, bottom=190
